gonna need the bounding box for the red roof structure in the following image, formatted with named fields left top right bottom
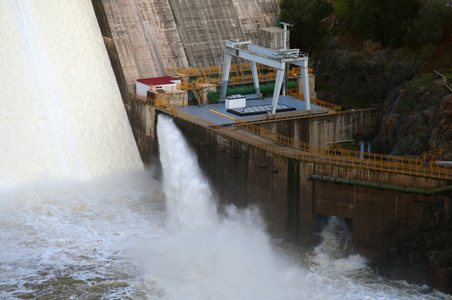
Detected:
left=137, top=76, right=178, bottom=86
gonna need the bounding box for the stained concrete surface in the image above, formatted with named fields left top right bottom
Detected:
left=101, top=0, right=281, bottom=92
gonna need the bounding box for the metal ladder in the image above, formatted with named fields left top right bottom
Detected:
left=190, top=85, right=205, bottom=107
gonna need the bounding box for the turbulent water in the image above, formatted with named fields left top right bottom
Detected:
left=1, top=115, right=448, bottom=299
left=0, top=1, right=450, bottom=299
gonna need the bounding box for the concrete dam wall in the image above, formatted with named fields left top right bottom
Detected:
left=94, top=0, right=280, bottom=94
left=92, top=1, right=452, bottom=290
left=172, top=115, right=450, bottom=261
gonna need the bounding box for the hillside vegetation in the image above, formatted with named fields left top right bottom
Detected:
left=280, top=0, right=452, bottom=159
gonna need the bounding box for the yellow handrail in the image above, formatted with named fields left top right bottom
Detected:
left=130, top=93, right=173, bottom=111
left=288, top=90, right=342, bottom=113
left=190, top=86, right=205, bottom=106
left=171, top=108, right=451, bottom=180
left=131, top=93, right=450, bottom=180
left=167, top=64, right=307, bottom=87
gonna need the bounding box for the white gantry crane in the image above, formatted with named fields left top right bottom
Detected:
left=219, top=40, right=310, bottom=114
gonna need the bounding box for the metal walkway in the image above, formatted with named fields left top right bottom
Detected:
left=174, top=95, right=331, bottom=126
left=130, top=94, right=451, bottom=180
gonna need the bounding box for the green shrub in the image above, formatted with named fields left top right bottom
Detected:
left=381, top=0, right=421, bottom=47
left=418, top=43, right=437, bottom=61
left=348, top=0, right=421, bottom=47
left=336, top=0, right=451, bottom=48
left=411, top=0, right=451, bottom=45
left=279, top=0, right=333, bottom=50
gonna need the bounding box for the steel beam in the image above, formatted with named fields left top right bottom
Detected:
left=221, top=40, right=311, bottom=113
left=219, top=53, right=232, bottom=102
left=250, top=61, right=261, bottom=98
left=232, top=48, right=284, bottom=69
left=291, top=59, right=311, bottom=110
left=271, top=68, right=285, bottom=114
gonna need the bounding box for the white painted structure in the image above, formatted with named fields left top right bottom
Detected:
left=136, top=76, right=181, bottom=97
left=220, top=40, right=310, bottom=114
left=225, top=94, right=246, bottom=109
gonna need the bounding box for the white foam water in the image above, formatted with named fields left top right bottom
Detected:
left=0, top=172, right=165, bottom=299
left=147, top=115, right=448, bottom=300
left=0, top=0, right=142, bottom=190
left=0, top=117, right=448, bottom=299
left=145, top=114, right=311, bottom=299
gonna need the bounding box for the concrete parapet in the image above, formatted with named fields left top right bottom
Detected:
left=259, top=107, right=382, bottom=147
left=147, top=89, right=188, bottom=108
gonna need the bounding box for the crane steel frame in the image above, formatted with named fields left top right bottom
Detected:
left=219, top=40, right=310, bottom=114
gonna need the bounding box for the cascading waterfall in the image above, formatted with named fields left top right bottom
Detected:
left=151, top=114, right=310, bottom=299
left=0, top=0, right=142, bottom=190
left=157, top=115, right=218, bottom=232
left=150, top=115, right=446, bottom=300
left=0, top=112, right=446, bottom=299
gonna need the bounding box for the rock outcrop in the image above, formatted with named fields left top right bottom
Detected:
left=378, top=89, right=452, bottom=160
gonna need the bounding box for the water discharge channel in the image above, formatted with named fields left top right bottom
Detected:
left=0, top=114, right=447, bottom=299
left=0, top=1, right=449, bottom=299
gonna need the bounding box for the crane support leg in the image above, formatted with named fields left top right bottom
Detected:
left=271, top=68, right=285, bottom=114
left=301, top=59, right=310, bottom=110
left=250, top=62, right=262, bottom=98
left=219, top=54, right=232, bottom=102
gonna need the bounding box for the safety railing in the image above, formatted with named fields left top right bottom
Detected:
left=131, top=93, right=151, bottom=104
left=171, top=108, right=451, bottom=180
left=130, top=93, right=173, bottom=111
left=132, top=93, right=450, bottom=180
left=168, top=64, right=312, bottom=87
left=229, top=92, right=340, bottom=124
left=411, top=148, right=443, bottom=166
left=190, top=86, right=206, bottom=106
left=175, top=80, right=212, bottom=92
left=168, top=63, right=296, bottom=78
left=236, top=107, right=334, bottom=124
left=168, top=64, right=247, bottom=78
left=173, top=70, right=300, bottom=87
left=288, top=90, right=342, bottom=113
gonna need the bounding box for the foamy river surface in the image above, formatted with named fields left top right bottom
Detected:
left=0, top=116, right=448, bottom=300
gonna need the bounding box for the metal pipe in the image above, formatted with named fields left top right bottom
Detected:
left=310, top=175, right=452, bottom=196
left=426, top=185, right=452, bottom=196
left=360, top=141, right=364, bottom=159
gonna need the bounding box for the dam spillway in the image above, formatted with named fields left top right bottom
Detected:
left=0, top=0, right=142, bottom=190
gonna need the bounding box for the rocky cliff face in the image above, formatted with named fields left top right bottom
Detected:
left=379, top=90, right=452, bottom=160
left=312, top=41, right=452, bottom=161
left=314, top=47, right=421, bottom=110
